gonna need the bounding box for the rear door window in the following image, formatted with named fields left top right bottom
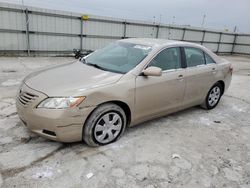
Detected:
left=184, top=47, right=206, bottom=67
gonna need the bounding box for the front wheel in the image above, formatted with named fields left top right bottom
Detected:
left=83, top=103, right=126, bottom=147
left=202, top=83, right=223, bottom=110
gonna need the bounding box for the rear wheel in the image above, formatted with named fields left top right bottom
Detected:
left=202, top=83, right=222, bottom=110
left=83, top=103, right=126, bottom=147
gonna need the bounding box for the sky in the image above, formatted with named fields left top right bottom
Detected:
left=1, top=0, right=250, bottom=33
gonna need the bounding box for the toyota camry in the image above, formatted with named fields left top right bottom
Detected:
left=16, top=38, right=232, bottom=146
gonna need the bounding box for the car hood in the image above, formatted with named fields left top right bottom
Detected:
left=24, top=61, right=123, bottom=96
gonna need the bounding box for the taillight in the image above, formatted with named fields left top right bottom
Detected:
left=229, top=65, right=233, bottom=74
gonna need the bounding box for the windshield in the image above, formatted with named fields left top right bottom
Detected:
left=84, top=42, right=152, bottom=74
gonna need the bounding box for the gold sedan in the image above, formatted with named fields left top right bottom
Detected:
left=16, top=38, right=232, bottom=146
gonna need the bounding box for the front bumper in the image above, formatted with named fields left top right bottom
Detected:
left=16, top=83, right=95, bottom=142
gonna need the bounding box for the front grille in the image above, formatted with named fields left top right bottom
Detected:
left=18, top=91, right=38, bottom=106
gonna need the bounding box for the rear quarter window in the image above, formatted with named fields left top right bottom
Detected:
left=204, top=53, right=216, bottom=64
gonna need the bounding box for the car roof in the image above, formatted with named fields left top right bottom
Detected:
left=119, top=38, right=222, bottom=64
left=120, top=38, right=203, bottom=49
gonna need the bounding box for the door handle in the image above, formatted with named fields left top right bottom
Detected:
left=211, top=68, right=217, bottom=74
left=177, top=74, right=184, bottom=81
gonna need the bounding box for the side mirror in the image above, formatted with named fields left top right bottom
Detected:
left=142, top=66, right=162, bottom=76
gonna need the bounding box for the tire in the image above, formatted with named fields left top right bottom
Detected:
left=83, top=103, right=126, bottom=147
left=201, top=82, right=223, bottom=110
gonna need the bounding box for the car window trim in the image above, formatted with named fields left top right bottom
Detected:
left=203, top=51, right=207, bottom=65
left=162, top=68, right=185, bottom=74
left=180, top=47, right=187, bottom=68
left=196, top=64, right=206, bottom=67
left=203, top=51, right=216, bottom=65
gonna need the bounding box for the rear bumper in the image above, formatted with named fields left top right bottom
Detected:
left=16, top=83, right=95, bottom=142
left=224, top=70, right=232, bottom=93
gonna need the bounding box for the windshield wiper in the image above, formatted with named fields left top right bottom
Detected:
left=81, top=58, right=108, bottom=71
left=83, top=60, right=124, bottom=74
left=86, top=63, right=107, bottom=71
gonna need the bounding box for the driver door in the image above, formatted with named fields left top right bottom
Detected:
left=134, top=47, right=186, bottom=123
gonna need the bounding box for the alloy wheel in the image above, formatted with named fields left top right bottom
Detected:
left=208, top=86, right=221, bottom=107
left=94, top=112, right=123, bottom=144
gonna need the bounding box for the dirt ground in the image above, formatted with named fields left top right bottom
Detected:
left=0, top=55, right=249, bottom=188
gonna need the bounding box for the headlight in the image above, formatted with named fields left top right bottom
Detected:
left=37, top=96, right=86, bottom=109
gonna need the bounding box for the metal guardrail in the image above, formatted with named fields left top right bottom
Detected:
left=0, top=6, right=249, bottom=56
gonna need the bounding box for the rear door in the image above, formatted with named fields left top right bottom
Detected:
left=182, top=47, right=218, bottom=107
left=135, top=47, right=186, bottom=122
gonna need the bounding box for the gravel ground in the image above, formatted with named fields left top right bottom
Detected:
left=0, top=55, right=250, bottom=188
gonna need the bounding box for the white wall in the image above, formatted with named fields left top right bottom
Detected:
left=0, top=2, right=249, bottom=55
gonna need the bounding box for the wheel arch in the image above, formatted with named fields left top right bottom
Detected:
left=217, top=80, right=225, bottom=95
left=109, top=100, right=131, bottom=126
left=84, top=100, right=131, bottom=128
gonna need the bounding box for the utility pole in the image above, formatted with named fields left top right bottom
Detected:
left=159, top=14, right=162, bottom=25
left=234, top=26, right=237, bottom=33
left=21, top=0, right=30, bottom=56
left=201, top=14, right=206, bottom=27
left=151, top=16, right=156, bottom=37
left=172, top=16, right=176, bottom=25
left=21, top=0, right=24, bottom=9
